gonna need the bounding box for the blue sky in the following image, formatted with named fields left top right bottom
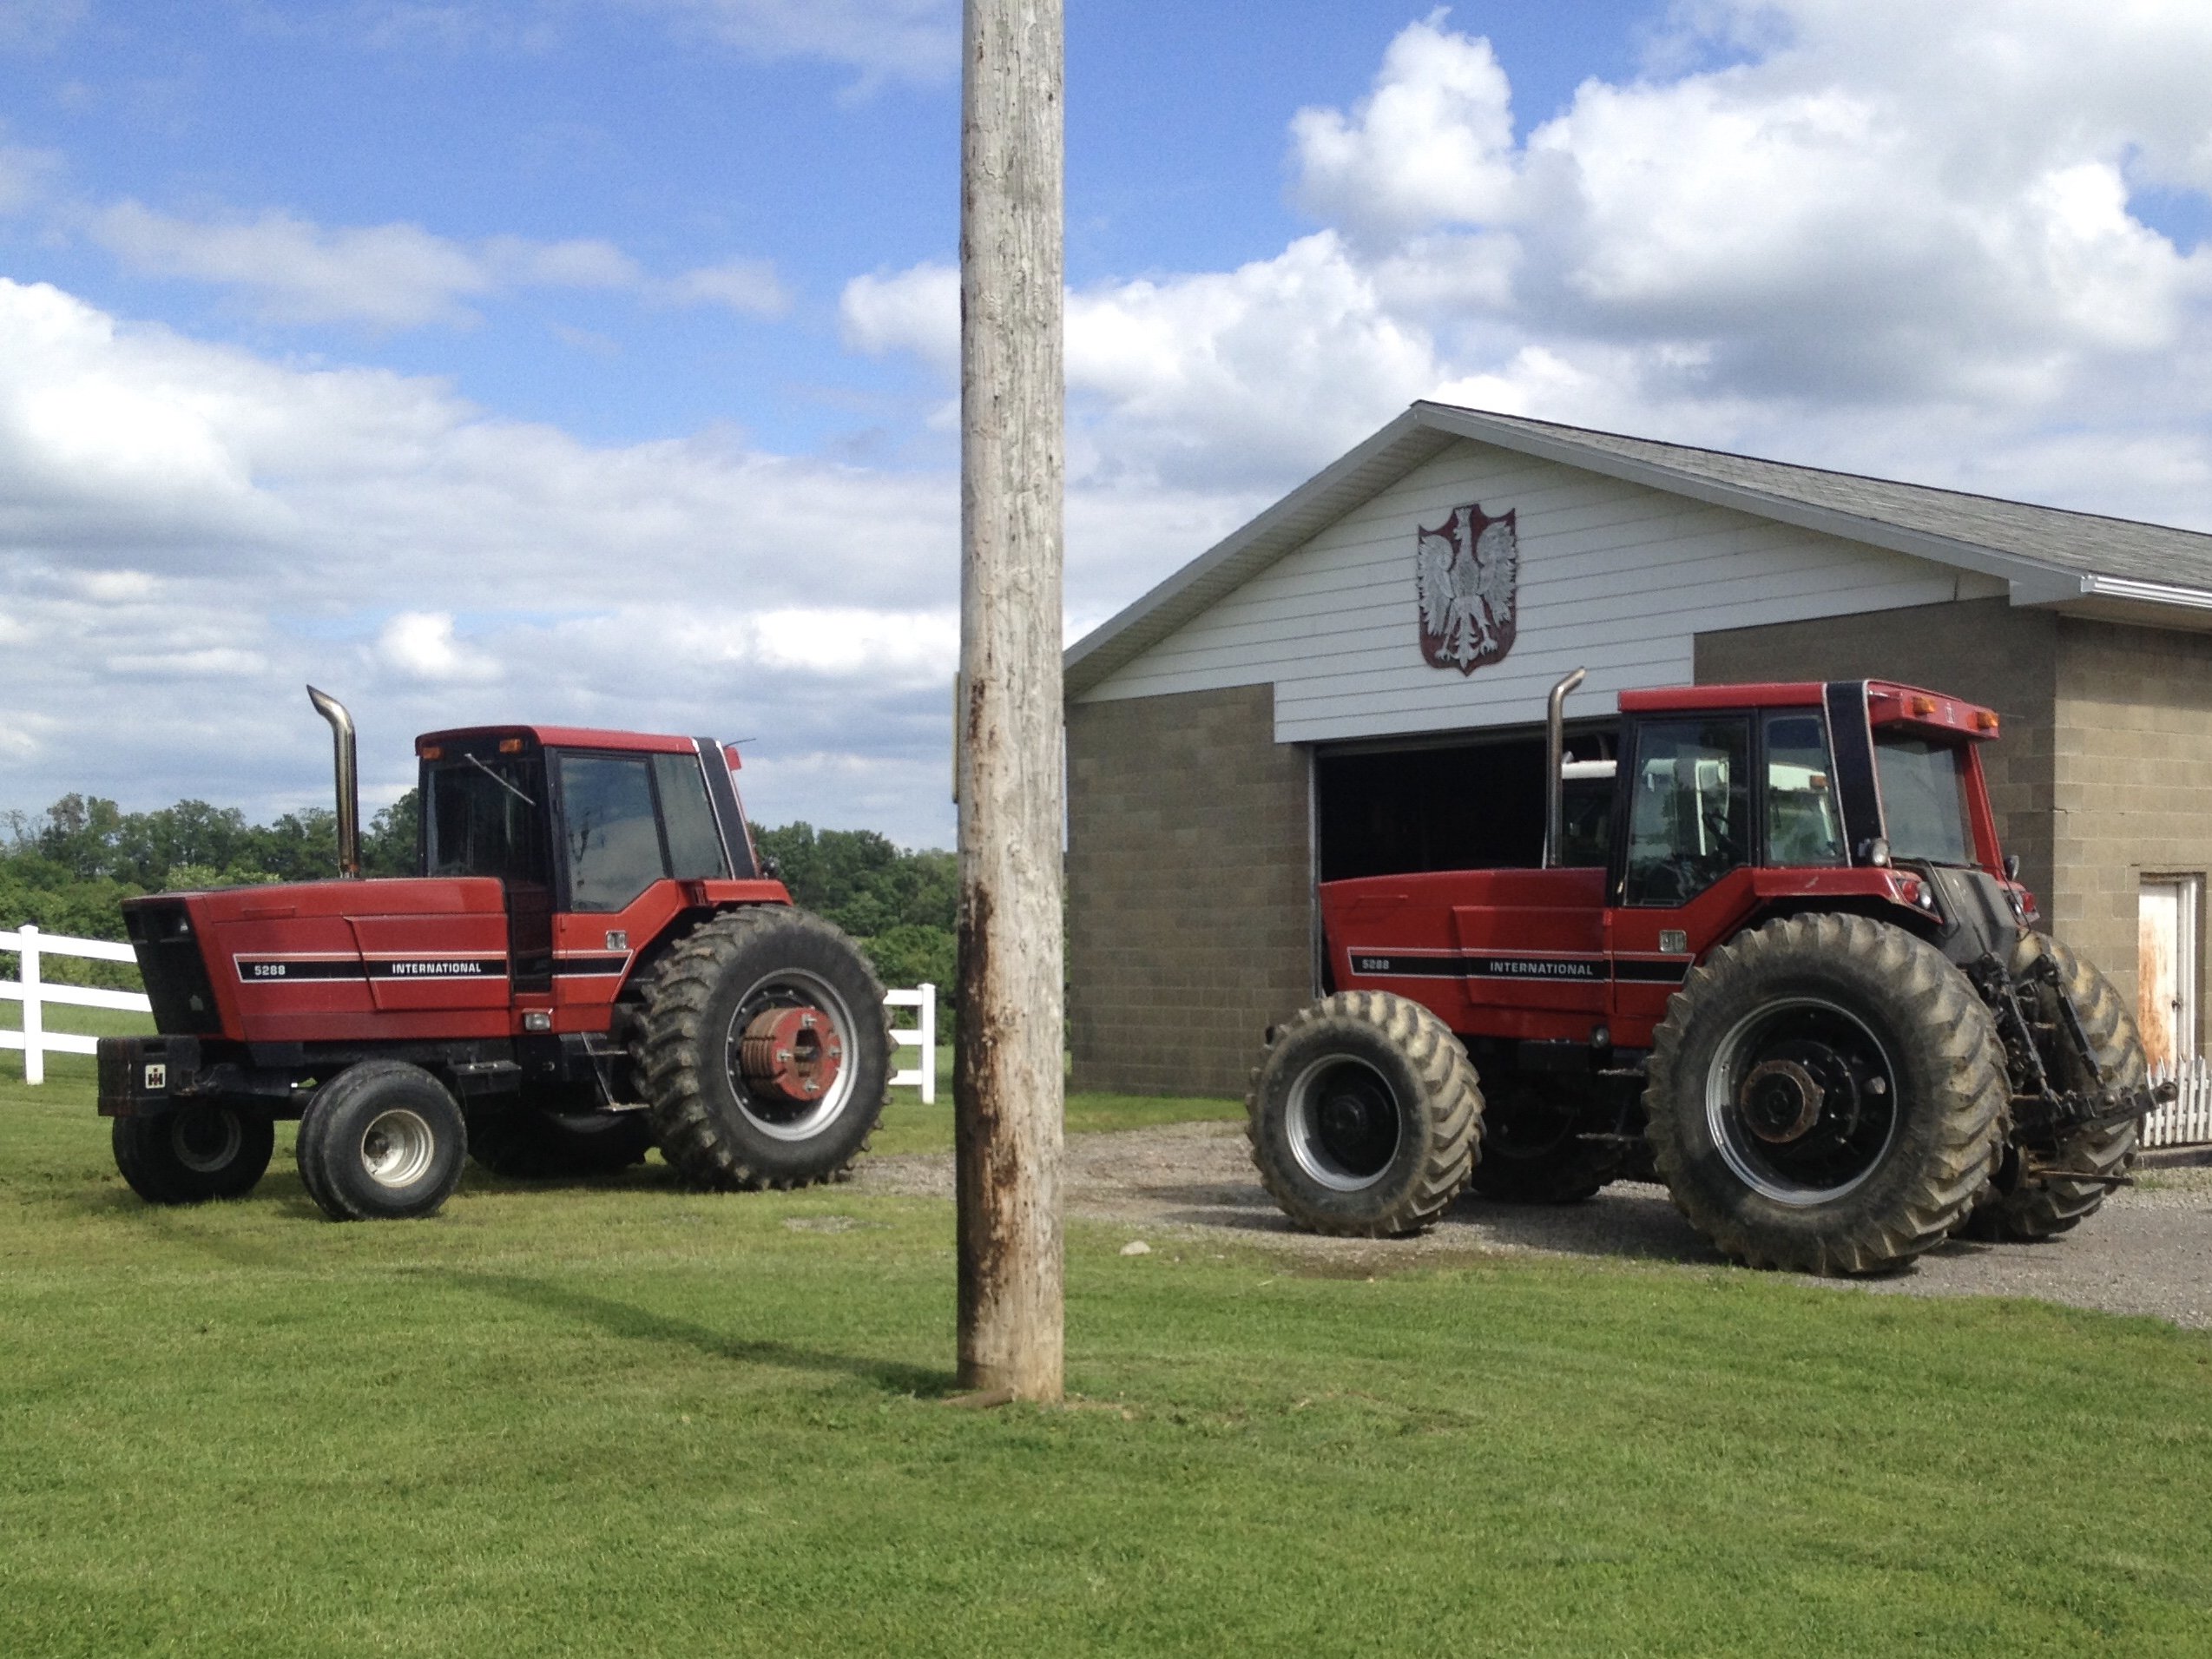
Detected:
left=3, top=0, right=2211, bottom=847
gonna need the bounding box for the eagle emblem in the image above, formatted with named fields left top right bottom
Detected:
left=1415, top=503, right=1518, bottom=674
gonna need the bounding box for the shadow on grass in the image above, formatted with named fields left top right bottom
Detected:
left=453, top=1271, right=955, bottom=1398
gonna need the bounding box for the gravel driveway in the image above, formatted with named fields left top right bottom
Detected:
left=855, top=1121, right=2212, bottom=1329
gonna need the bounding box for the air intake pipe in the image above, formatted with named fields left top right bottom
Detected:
left=306, top=685, right=361, bottom=879
left=1543, top=668, right=1587, bottom=870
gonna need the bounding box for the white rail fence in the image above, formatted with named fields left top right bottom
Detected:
left=2144, top=1057, right=2212, bottom=1149
left=1, top=926, right=149, bottom=1085
left=3, top=922, right=941, bottom=1102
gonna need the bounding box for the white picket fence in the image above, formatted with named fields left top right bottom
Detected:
left=2144, top=1057, right=2212, bottom=1149
left=3, top=922, right=940, bottom=1102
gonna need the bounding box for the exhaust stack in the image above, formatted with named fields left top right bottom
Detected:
left=306, top=686, right=361, bottom=879
left=1543, top=668, right=1588, bottom=870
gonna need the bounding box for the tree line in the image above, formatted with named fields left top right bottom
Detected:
left=2, top=793, right=955, bottom=994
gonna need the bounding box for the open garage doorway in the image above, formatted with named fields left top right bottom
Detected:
left=1313, top=721, right=1620, bottom=882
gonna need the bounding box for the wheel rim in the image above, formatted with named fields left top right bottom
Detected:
left=722, top=967, right=860, bottom=1142
left=1284, top=1056, right=1402, bottom=1191
left=171, top=1106, right=242, bottom=1174
left=359, top=1109, right=437, bottom=1188
left=1705, top=997, right=1899, bottom=1206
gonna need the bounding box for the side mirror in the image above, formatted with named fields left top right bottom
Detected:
left=2004, top=853, right=2022, bottom=882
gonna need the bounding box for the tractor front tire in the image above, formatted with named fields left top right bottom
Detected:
left=112, top=1102, right=274, bottom=1206
left=1960, top=932, right=2143, bottom=1242
left=1465, top=1077, right=1621, bottom=1204
left=295, top=1061, right=468, bottom=1221
left=1646, top=913, right=2005, bottom=1275
left=636, top=908, right=891, bottom=1191
left=468, top=1099, right=655, bottom=1179
left=1248, top=991, right=1482, bottom=1237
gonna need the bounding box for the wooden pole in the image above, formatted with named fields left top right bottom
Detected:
left=955, top=0, right=1065, bottom=1402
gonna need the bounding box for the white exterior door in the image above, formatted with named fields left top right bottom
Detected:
left=2138, top=877, right=2201, bottom=1068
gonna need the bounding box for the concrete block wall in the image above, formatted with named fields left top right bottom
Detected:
left=1693, top=597, right=2060, bottom=910
left=2051, top=617, right=2212, bottom=1052
left=1066, top=682, right=1313, bottom=1097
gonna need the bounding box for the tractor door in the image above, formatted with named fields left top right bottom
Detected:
left=421, top=742, right=553, bottom=993
left=547, top=747, right=734, bottom=1018
left=1605, top=712, right=1759, bottom=1044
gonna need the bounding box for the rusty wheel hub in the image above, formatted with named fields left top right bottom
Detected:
left=738, top=1006, right=846, bottom=1103
left=1740, top=1057, right=1824, bottom=1143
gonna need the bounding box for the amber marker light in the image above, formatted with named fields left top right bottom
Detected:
left=418, top=744, right=443, bottom=760
left=1909, top=695, right=1937, bottom=717
left=498, top=737, right=526, bottom=754
left=1976, top=710, right=2000, bottom=734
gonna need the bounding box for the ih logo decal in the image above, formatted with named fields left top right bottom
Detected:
left=1415, top=502, right=1519, bottom=674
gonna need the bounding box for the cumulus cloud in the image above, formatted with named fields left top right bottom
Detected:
left=0, top=275, right=965, bottom=839
left=85, top=201, right=787, bottom=332
left=846, top=1, right=2212, bottom=528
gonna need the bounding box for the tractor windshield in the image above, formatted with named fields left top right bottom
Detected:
left=425, top=755, right=549, bottom=885
left=1874, top=734, right=1974, bottom=865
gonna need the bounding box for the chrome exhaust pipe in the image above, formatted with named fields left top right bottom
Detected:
left=1543, top=668, right=1587, bottom=870
left=306, top=686, right=361, bottom=879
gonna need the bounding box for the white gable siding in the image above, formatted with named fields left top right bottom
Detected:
left=1078, top=438, right=2007, bottom=743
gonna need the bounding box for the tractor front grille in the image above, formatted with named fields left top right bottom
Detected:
left=122, top=899, right=222, bottom=1035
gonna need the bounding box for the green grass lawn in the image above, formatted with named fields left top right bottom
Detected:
left=5, top=1044, right=2212, bottom=1656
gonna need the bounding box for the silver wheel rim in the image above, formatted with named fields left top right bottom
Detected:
left=172, top=1107, right=242, bottom=1174
left=1284, top=1054, right=1402, bottom=1192
left=359, top=1109, right=437, bottom=1188
left=724, top=967, right=860, bottom=1142
left=1705, top=996, right=1900, bottom=1207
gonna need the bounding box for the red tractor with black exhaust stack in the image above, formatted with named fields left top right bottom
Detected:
left=96, top=688, right=891, bottom=1221
left=1249, top=672, right=2172, bottom=1274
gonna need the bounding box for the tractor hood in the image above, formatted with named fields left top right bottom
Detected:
left=122, top=879, right=511, bottom=1044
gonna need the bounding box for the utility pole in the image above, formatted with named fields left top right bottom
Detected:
left=954, top=0, right=1065, bottom=1402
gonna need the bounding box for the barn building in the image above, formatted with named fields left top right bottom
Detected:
left=1064, top=400, right=2212, bottom=1097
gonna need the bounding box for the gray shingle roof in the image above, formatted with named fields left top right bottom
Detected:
left=1065, top=400, right=2212, bottom=698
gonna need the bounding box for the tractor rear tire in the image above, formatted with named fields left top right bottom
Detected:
left=1645, top=913, right=2005, bottom=1275
left=295, top=1061, right=468, bottom=1221
left=468, top=1100, right=655, bottom=1179
left=1465, top=1077, right=1620, bottom=1204
left=635, top=907, right=891, bottom=1191
left=112, top=1102, right=274, bottom=1206
left=1248, top=991, right=1482, bottom=1237
left=1959, top=932, right=2143, bottom=1242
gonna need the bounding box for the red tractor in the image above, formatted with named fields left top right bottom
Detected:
left=1249, top=673, right=2169, bottom=1274
left=96, top=689, right=891, bottom=1221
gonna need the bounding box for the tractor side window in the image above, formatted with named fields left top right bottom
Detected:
left=1875, top=734, right=1973, bottom=865
left=557, top=754, right=667, bottom=912
left=652, top=753, right=731, bottom=881
left=1624, top=717, right=1751, bottom=907
left=1764, top=714, right=1846, bottom=867
left=425, top=759, right=546, bottom=885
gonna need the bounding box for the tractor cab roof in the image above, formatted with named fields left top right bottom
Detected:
left=1617, top=680, right=1999, bottom=741
left=414, top=725, right=715, bottom=758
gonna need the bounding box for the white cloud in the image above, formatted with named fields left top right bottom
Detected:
left=845, top=3, right=2212, bottom=531
left=0, top=276, right=964, bottom=841
left=0, top=139, right=61, bottom=214
left=374, top=611, right=502, bottom=683
left=664, top=257, right=791, bottom=318
left=86, top=201, right=787, bottom=332
left=630, top=0, right=958, bottom=89
left=1290, top=13, right=1518, bottom=242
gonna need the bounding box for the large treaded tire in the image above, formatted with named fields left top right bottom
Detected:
left=1465, top=1077, right=1621, bottom=1205
left=467, top=1099, right=655, bottom=1179
left=1960, top=932, right=2143, bottom=1242
left=635, top=907, right=891, bottom=1191
left=1248, top=991, right=1482, bottom=1237
left=1646, top=913, right=2005, bottom=1275
left=112, top=1102, right=274, bottom=1206
left=295, top=1060, right=468, bottom=1221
